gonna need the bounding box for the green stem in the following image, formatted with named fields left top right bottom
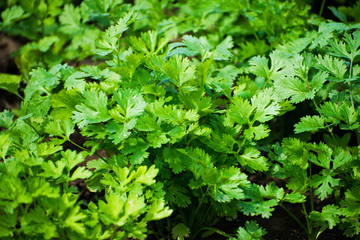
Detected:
left=309, top=163, right=314, bottom=212
left=110, top=225, right=119, bottom=240
left=312, top=98, right=319, bottom=110
left=312, top=99, right=338, bottom=145
left=347, top=60, right=360, bottom=145
left=263, top=77, right=270, bottom=89
left=67, top=139, right=106, bottom=161
left=194, top=227, right=233, bottom=239
left=179, top=89, right=190, bottom=109
left=356, top=130, right=360, bottom=146
left=319, top=0, right=326, bottom=17
left=348, top=60, right=354, bottom=108
left=193, top=189, right=207, bottom=224
left=252, top=28, right=260, bottom=41
left=280, top=204, right=309, bottom=235
left=14, top=92, right=24, bottom=100
left=302, top=203, right=317, bottom=240
left=237, top=120, right=255, bottom=154
left=24, top=120, right=41, bottom=136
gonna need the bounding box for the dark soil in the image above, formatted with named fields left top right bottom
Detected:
left=208, top=202, right=354, bottom=240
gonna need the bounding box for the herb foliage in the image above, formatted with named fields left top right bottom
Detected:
left=1, top=0, right=360, bottom=239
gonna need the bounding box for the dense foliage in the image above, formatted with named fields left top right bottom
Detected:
left=0, top=0, right=360, bottom=239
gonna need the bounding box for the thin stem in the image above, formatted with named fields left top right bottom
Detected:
left=312, top=99, right=338, bottom=145
left=67, top=139, right=88, bottom=151
left=309, top=163, right=314, bottom=212
left=280, top=204, right=309, bottom=235
left=348, top=60, right=355, bottom=108
left=302, top=203, right=316, bottom=240
left=14, top=92, right=24, bottom=100
left=347, top=60, right=360, bottom=145
left=263, top=76, right=270, bottom=89
left=356, top=130, right=360, bottom=146
left=252, top=28, right=260, bottom=41
left=179, top=89, right=190, bottom=109
left=193, top=189, right=207, bottom=223
left=24, top=120, right=41, bottom=136
left=110, top=225, right=119, bottom=240
left=195, top=227, right=233, bottom=239
left=312, top=98, right=319, bottom=110
left=68, top=139, right=106, bottom=161
left=237, top=120, right=255, bottom=154
left=319, top=0, right=326, bottom=17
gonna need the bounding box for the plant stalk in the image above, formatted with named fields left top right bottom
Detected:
left=348, top=60, right=355, bottom=108
left=319, top=0, right=326, bottom=17
left=279, top=204, right=309, bottom=235
left=68, top=139, right=106, bottom=161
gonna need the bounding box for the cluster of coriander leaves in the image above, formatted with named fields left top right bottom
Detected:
left=0, top=0, right=134, bottom=79
left=251, top=9, right=360, bottom=239
left=1, top=10, right=285, bottom=239
left=1, top=0, right=360, bottom=240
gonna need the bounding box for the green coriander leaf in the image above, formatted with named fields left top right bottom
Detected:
left=239, top=148, right=269, bottom=172
left=0, top=74, right=21, bottom=98
left=1, top=5, right=27, bottom=27
left=244, top=124, right=270, bottom=140
left=310, top=169, right=340, bottom=200
left=283, top=192, right=306, bottom=203
left=51, top=89, right=83, bottom=120
left=24, top=66, right=60, bottom=103
left=229, top=221, right=267, bottom=240
left=70, top=167, right=92, bottom=180
left=167, top=35, right=210, bottom=59
left=110, top=89, right=147, bottom=122
left=342, top=187, right=360, bottom=214
left=162, top=55, right=196, bottom=88
left=249, top=50, right=291, bottom=84
left=294, top=115, right=325, bottom=133
left=45, top=119, right=75, bottom=143
left=163, top=148, right=191, bottom=174
left=72, top=89, right=111, bottom=128
left=315, top=55, right=347, bottom=81
left=39, top=160, right=66, bottom=179
left=318, top=101, right=343, bottom=120
left=61, top=150, right=86, bottom=170
left=328, top=6, right=347, bottom=22
left=98, top=192, right=125, bottom=225
left=59, top=4, right=82, bottom=35
left=166, top=185, right=191, bottom=207
left=251, top=88, right=280, bottom=123
left=64, top=205, right=87, bottom=235
left=310, top=204, right=341, bottom=229
left=333, top=149, right=352, bottom=169
left=275, top=76, right=313, bottom=103
left=339, top=105, right=359, bottom=129
left=172, top=223, right=190, bottom=240
left=229, top=97, right=252, bottom=124
left=238, top=186, right=278, bottom=218
left=36, top=143, right=62, bottom=157
left=94, top=11, right=136, bottom=56
left=143, top=199, right=172, bottom=221
left=328, top=30, right=360, bottom=61
left=36, top=36, right=59, bottom=52
left=0, top=134, right=11, bottom=160
left=106, top=119, right=137, bottom=144
left=0, top=212, right=17, bottom=237
left=0, top=110, right=14, bottom=128
left=213, top=167, right=248, bottom=202
left=259, top=182, right=284, bottom=202
left=213, top=35, right=233, bottom=60
left=64, top=71, right=88, bottom=93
